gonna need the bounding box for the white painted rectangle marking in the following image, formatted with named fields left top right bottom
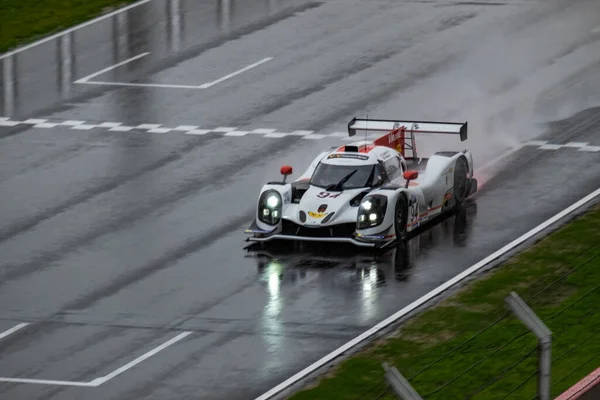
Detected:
left=578, top=146, right=600, bottom=152
left=75, top=52, right=150, bottom=83
left=212, top=127, right=237, bottom=133
left=24, top=119, right=48, bottom=124
left=173, top=125, right=199, bottom=131
left=199, top=57, right=273, bottom=89
left=250, top=129, right=277, bottom=134
left=563, top=142, right=589, bottom=148
left=34, top=123, right=59, bottom=128
left=137, top=124, right=161, bottom=129
left=0, top=120, right=20, bottom=126
left=70, top=124, right=97, bottom=130
left=185, top=129, right=211, bottom=135
left=61, top=120, right=86, bottom=126
left=109, top=126, right=134, bottom=132
left=254, top=186, right=600, bottom=400
left=264, top=133, right=288, bottom=138
left=539, top=144, right=563, bottom=150
left=303, top=134, right=327, bottom=140
left=97, top=122, right=123, bottom=128
left=0, top=323, right=28, bottom=341
left=328, top=132, right=348, bottom=137
left=0, top=117, right=9, bottom=122
left=524, top=140, right=549, bottom=146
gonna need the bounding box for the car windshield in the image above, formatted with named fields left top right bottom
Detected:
left=310, top=163, right=376, bottom=190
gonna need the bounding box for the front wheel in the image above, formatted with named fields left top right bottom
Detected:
left=394, top=195, right=408, bottom=240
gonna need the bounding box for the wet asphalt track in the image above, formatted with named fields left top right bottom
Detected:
left=1, top=0, right=600, bottom=398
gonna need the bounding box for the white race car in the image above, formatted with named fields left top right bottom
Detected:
left=244, top=117, right=477, bottom=249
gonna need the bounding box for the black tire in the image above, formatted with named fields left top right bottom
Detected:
left=453, top=156, right=469, bottom=208
left=394, top=195, right=408, bottom=240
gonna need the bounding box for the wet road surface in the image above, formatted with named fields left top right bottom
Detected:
left=1, top=0, right=600, bottom=398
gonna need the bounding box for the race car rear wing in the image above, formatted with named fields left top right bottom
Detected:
left=347, top=118, right=468, bottom=159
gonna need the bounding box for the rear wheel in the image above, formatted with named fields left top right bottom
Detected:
left=394, top=195, right=408, bottom=240
left=453, top=156, right=469, bottom=207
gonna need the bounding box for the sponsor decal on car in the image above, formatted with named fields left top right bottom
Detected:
left=327, top=153, right=369, bottom=161
left=317, top=192, right=341, bottom=198
left=308, top=211, right=327, bottom=218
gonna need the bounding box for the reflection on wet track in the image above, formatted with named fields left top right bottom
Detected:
left=249, top=201, right=477, bottom=318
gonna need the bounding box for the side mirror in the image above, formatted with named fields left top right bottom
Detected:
left=280, top=165, right=293, bottom=175
left=403, top=170, right=418, bottom=188
left=280, top=165, right=293, bottom=183
left=403, top=170, right=418, bottom=180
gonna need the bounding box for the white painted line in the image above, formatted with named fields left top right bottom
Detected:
left=198, top=57, right=273, bottom=89
left=212, top=127, right=237, bottom=133
left=23, top=119, right=48, bottom=124
left=34, top=123, right=59, bottom=128
left=93, top=331, right=192, bottom=385
left=0, top=377, right=97, bottom=387
left=303, top=134, right=327, bottom=140
left=0, top=0, right=153, bottom=60
left=524, top=140, right=549, bottom=146
left=563, top=142, right=589, bottom=148
left=70, top=124, right=97, bottom=130
left=60, top=120, right=86, bottom=126
left=109, top=126, right=134, bottom=132
left=97, top=122, right=122, bottom=128
left=173, top=125, right=199, bottom=131
left=0, top=323, right=28, bottom=341
left=578, top=146, right=600, bottom=152
left=137, top=124, right=161, bottom=129
left=540, top=144, right=563, bottom=150
left=264, top=133, right=288, bottom=138
left=185, top=129, right=211, bottom=135
left=75, top=52, right=150, bottom=83
left=0, top=117, right=9, bottom=122
left=328, top=132, right=348, bottom=137
left=148, top=128, right=172, bottom=133
left=251, top=129, right=277, bottom=134
left=254, top=186, right=600, bottom=400
left=0, top=120, right=20, bottom=126
left=77, top=80, right=205, bottom=89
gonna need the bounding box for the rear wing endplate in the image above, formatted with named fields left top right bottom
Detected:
left=347, top=118, right=468, bottom=142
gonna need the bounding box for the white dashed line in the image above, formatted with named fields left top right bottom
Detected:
left=1, top=118, right=599, bottom=150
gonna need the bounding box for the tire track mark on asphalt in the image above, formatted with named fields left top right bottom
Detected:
left=0, top=136, right=304, bottom=285
left=224, top=12, right=470, bottom=129
left=0, top=134, right=228, bottom=244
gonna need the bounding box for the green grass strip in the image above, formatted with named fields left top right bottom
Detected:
left=290, top=204, right=600, bottom=400
left=0, top=0, right=140, bottom=53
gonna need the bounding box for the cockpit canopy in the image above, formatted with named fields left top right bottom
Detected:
left=310, top=162, right=384, bottom=190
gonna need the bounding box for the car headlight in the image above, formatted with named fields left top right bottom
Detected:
left=258, top=190, right=282, bottom=225
left=357, top=195, right=387, bottom=229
